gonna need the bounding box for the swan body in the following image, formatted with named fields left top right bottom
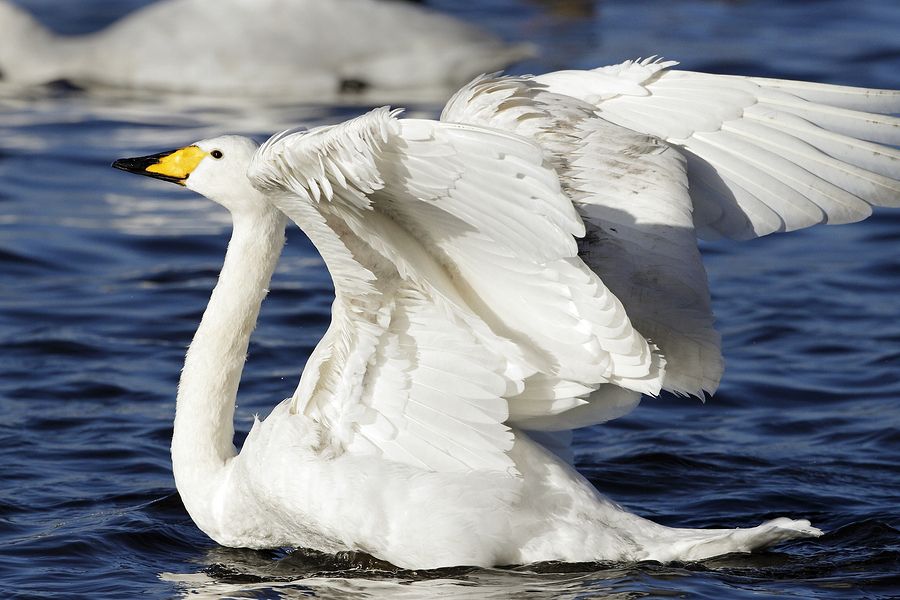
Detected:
left=0, top=0, right=529, bottom=96
left=113, top=59, right=900, bottom=569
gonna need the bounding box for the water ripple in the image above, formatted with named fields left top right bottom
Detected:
left=2, top=0, right=899, bottom=598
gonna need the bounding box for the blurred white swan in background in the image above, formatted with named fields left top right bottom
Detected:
left=0, top=0, right=531, bottom=98
left=113, top=58, right=899, bottom=569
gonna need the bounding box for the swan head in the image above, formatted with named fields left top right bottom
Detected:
left=113, top=135, right=269, bottom=214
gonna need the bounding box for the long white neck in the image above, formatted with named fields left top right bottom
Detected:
left=171, top=207, right=286, bottom=506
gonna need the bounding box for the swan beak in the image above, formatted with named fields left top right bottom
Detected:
left=112, top=145, right=207, bottom=185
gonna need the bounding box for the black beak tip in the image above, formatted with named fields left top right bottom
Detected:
left=111, top=156, right=151, bottom=174
left=111, top=158, right=130, bottom=171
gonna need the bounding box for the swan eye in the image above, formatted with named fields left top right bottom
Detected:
left=210, top=150, right=223, bottom=159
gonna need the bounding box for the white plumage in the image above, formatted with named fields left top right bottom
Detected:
left=113, top=59, right=899, bottom=569
left=0, top=0, right=530, bottom=98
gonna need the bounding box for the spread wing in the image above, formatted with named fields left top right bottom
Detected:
left=248, top=108, right=662, bottom=471
left=535, top=58, right=900, bottom=241
left=442, top=60, right=900, bottom=397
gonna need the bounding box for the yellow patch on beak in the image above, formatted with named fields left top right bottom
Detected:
left=146, top=145, right=208, bottom=180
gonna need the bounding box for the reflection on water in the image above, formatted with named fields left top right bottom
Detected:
left=154, top=516, right=900, bottom=598
left=161, top=545, right=642, bottom=599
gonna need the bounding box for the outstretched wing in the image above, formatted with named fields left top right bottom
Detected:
left=443, top=61, right=900, bottom=397
left=248, top=108, right=661, bottom=471
left=443, top=74, right=721, bottom=397
left=535, top=58, right=900, bottom=241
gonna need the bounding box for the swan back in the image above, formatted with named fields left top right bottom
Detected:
left=0, top=0, right=62, bottom=84
left=0, top=0, right=530, bottom=96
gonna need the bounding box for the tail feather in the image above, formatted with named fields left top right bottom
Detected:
left=646, top=517, right=824, bottom=562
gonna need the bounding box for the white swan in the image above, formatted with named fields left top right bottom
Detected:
left=0, top=0, right=529, bottom=97
left=113, top=59, right=899, bottom=569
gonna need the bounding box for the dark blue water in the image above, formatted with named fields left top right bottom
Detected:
left=1, top=0, right=899, bottom=597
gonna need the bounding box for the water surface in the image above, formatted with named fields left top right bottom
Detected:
left=1, top=0, right=899, bottom=597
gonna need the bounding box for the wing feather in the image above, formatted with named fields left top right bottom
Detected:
left=442, top=74, right=720, bottom=396
left=444, top=60, right=898, bottom=396
left=534, top=59, right=897, bottom=391
left=534, top=60, right=899, bottom=241
left=250, top=61, right=898, bottom=458
left=746, top=76, right=900, bottom=112
left=249, top=107, right=661, bottom=470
